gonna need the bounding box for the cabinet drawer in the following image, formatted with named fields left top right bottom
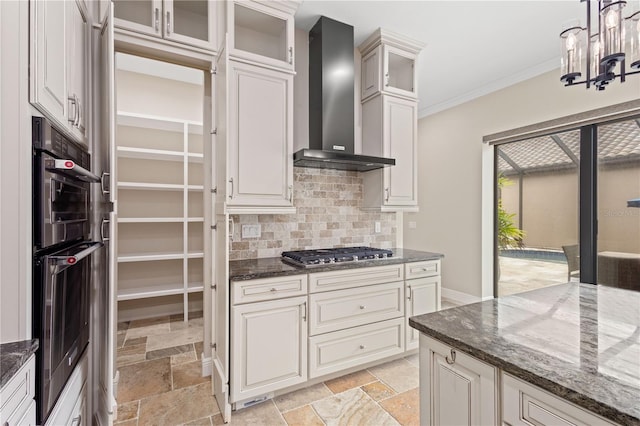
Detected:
left=309, top=281, right=404, bottom=336
left=0, top=355, right=35, bottom=426
left=232, top=275, right=308, bottom=305
left=405, top=260, right=440, bottom=279
left=502, top=373, right=617, bottom=426
left=309, top=318, right=404, bottom=378
left=309, top=264, right=404, bottom=293
left=45, top=351, right=88, bottom=426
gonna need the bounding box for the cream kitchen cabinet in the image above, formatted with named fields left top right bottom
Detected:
left=420, top=334, right=499, bottom=426
left=0, top=355, right=35, bottom=426
left=230, top=283, right=307, bottom=406
left=405, top=260, right=441, bottom=350
left=45, top=351, right=88, bottom=426
left=113, top=0, right=216, bottom=51
left=502, top=373, right=618, bottom=426
left=359, top=28, right=424, bottom=101
left=307, top=266, right=406, bottom=378
left=30, top=0, right=88, bottom=145
left=217, top=48, right=295, bottom=214
left=362, top=95, right=418, bottom=211
left=227, top=0, right=299, bottom=71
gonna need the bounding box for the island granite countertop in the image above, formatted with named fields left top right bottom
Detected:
left=229, top=248, right=443, bottom=281
left=409, top=283, right=640, bottom=425
left=0, top=339, right=39, bottom=389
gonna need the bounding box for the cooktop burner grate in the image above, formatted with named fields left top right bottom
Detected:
left=281, top=247, right=393, bottom=267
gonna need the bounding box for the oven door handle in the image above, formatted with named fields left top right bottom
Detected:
left=51, top=159, right=101, bottom=183
left=50, top=242, right=104, bottom=266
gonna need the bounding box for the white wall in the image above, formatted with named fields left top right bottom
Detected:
left=404, top=69, right=639, bottom=300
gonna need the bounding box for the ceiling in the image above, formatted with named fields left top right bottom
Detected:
left=294, top=1, right=630, bottom=118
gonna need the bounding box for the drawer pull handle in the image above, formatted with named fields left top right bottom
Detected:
left=446, top=349, right=456, bottom=365
left=359, top=305, right=366, bottom=310
left=270, top=288, right=277, bottom=292
left=360, top=344, right=366, bottom=349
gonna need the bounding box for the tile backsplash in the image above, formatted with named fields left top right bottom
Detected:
left=230, top=168, right=397, bottom=260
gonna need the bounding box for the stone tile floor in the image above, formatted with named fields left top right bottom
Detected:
left=115, top=301, right=459, bottom=426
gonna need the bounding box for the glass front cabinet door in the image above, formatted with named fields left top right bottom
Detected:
left=113, top=0, right=216, bottom=51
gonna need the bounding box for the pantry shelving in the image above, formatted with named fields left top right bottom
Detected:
left=115, top=111, right=204, bottom=320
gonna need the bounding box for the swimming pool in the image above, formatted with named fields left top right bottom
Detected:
left=500, top=248, right=567, bottom=264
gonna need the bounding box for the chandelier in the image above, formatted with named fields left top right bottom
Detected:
left=560, top=0, right=640, bottom=90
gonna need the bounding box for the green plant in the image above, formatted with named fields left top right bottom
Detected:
left=497, top=175, right=525, bottom=249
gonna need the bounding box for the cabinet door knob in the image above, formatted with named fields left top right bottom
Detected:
left=360, top=344, right=366, bottom=349
left=270, top=287, right=277, bottom=292
left=359, top=305, right=366, bottom=310
left=445, top=349, right=456, bottom=365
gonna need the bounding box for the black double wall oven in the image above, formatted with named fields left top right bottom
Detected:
left=32, top=117, right=103, bottom=423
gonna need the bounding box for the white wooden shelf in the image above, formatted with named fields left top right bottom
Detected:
left=117, top=251, right=204, bottom=263
left=117, top=182, right=204, bottom=191
left=118, top=284, right=185, bottom=301
left=117, top=146, right=204, bottom=163
left=118, top=217, right=204, bottom=223
left=118, top=283, right=204, bottom=301
left=188, top=282, right=204, bottom=293
left=117, top=111, right=203, bottom=134
left=115, top=108, right=205, bottom=323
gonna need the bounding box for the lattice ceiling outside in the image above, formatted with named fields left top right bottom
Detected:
left=497, top=120, right=640, bottom=175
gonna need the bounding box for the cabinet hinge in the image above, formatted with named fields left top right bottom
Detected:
left=210, top=67, right=217, bottom=75
left=211, top=187, right=217, bottom=194
left=210, top=128, right=217, bottom=135
left=211, top=343, right=217, bottom=349
left=211, top=224, right=217, bottom=230
left=210, top=284, right=217, bottom=290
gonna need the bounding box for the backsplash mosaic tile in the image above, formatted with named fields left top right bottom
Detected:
left=229, top=168, right=397, bottom=260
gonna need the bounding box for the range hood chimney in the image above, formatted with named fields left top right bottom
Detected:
left=293, top=16, right=395, bottom=172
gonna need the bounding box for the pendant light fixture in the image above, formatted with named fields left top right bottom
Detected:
left=560, top=0, right=640, bottom=90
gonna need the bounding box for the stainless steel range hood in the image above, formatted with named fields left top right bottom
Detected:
left=293, top=16, right=395, bottom=172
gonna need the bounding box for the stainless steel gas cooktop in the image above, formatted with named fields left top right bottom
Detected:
left=281, top=247, right=393, bottom=267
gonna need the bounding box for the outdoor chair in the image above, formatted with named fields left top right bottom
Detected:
left=562, top=244, right=580, bottom=282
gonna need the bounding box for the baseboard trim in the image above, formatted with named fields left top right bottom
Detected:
left=441, top=287, right=483, bottom=305
left=201, top=356, right=212, bottom=377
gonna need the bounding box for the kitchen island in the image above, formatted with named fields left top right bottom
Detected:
left=409, top=283, right=639, bottom=425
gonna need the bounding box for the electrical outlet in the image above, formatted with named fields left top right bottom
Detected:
left=374, top=222, right=381, bottom=233
left=242, top=224, right=261, bottom=239
left=409, top=221, right=417, bottom=229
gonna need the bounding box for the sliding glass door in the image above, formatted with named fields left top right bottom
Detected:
left=495, top=116, right=640, bottom=296
left=495, top=130, right=580, bottom=296
left=597, top=119, right=640, bottom=290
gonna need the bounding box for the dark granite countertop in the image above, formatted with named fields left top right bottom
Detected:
left=0, top=339, right=39, bottom=389
left=229, top=248, right=443, bottom=281
left=409, top=283, right=640, bottom=425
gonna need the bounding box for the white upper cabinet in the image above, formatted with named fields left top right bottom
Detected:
left=226, top=60, right=294, bottom=211
left=29, top=1, right=89, bottom=144
left=30, top=0, right=66, bottom=128
left=113, top=0, right=216, bottom=51
left=227, top=0, right=298, bottom=71
left=362, top=95, right=418, bottom=211
left=359, top=29, right=424, bottom=101
left=67, top=0, right=88, bottom=142
left=30, top=0, right=89, bottom=145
